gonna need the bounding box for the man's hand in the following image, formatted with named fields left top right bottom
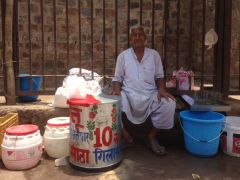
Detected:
left=112, top=81, right=122, bottom=96
left=157, top=90, right=176, bottom=102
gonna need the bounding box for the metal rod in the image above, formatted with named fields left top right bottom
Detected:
left=66, top=0, right=69, bottom=69
left=239, top=40, right=240, bottom=89
left=1, top=0, right=6, bottom=95
left=78, top=0, right=82, bottom=74
left=222, top=0, right=232, bottom=95
left=103, top=0, right=106, bottom=83
left=13, top=0, right=19, bottom=92
left=91, top=0, right=93, bottom=79
left=127, top=0, right=130, bottom=48
left=151, top=0, right=155, bottom=49
left=40, top=0, right=45, bottom=91
left=53, top=0, right=57, bottom=89
left=27, top=0, right=32, bottom=90
left=176, top=0, right=180, bottom=69
left=188, top=0, right=193, bottom=69
left=163, top=0, right=169, bottom=72
left=201, top=0, right=206, bottom=91
left=115, top=0, right=118, bottom=63
left=140, top=0, right=142, bottom=25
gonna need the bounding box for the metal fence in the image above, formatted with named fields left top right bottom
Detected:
left=0, top=0, right=239, bottom=97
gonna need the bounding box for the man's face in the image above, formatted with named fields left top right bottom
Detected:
left=130, top=27, right=146, bottom=49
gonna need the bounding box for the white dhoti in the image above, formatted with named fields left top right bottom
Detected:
left=150, top=97, right=176, bottom=129
left=121, top=83, right=176, bottom=130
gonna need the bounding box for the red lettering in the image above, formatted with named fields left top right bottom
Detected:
left=94, top=128, right=102, bottom=147
left=70, top=108, right=84, bottom=129
left=102, top=126, right=112, bottom=146
left=94, top=126, right=113, bottom=147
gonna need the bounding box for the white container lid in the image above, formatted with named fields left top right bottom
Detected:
left=226, top=116, right=240, bottom=130
left=47, top=117, right=70, bottom=127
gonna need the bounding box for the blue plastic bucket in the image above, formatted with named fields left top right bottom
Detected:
left=180, top=110, right=225, bottom=157
left=19, top=74, right=43, bottom=102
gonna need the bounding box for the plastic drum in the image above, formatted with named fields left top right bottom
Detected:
left=43, top=117, right=70, bottom=158
left=1, top=125, right=43, bottom=170
left=67, top=94, right=122, bottom=172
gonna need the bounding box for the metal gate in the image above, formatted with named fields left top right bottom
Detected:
left=0, top=0, right=239, bottom=97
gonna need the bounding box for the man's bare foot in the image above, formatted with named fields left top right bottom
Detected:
left=122, top=128, right=134, bottom=143
left=148, top=138, right=166, bottom=156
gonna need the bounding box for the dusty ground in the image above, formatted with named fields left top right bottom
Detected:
left=1, top=140, right=240, bottom=180
left=0, top=95, right=240, bottom=180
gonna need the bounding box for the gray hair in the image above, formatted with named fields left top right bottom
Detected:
left=129, top=24, right=145, bottom=35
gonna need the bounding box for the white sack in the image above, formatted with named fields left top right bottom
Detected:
left=53, top=68, right=103, bottom=108
left=52, top=87, right=69, bottom=108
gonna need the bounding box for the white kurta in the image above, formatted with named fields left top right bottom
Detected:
left=113, top=48, right=176, bottom=129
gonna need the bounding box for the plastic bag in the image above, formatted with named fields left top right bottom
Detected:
left=69, top=68, right=103, bottom=95
left=52, top=87, right=69, bottom=108
left=177, top=68, right=190, bottom=90
left=65, top=75, right=87, bottom=99
left=166, top=67, right=194, bottom=90
left=52, top=68, right=103, bottom=108
left=205, top=28, right=218, bottom=50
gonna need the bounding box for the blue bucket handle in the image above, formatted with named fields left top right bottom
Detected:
left=179, top=117, right=226, bottom=143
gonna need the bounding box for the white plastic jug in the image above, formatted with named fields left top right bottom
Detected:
left=43, top=117, right=70, bottom=158
left=1, top=125, right=43, bottom=170
left=222, top=116, right=240, bottom=157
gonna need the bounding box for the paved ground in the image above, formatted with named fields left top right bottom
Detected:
left=0, top=95, right=240, bottom=180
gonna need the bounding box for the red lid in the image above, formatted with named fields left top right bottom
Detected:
left=67, top=95, right=100, bottom=107
left=6, top=124, right=39, bottom=136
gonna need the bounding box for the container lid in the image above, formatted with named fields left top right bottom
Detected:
left=67, top=95, right=100, bottom=107
left=226, top=116, right=240, bottom=128
left=6, top=124, right=39, bottom=136
left=94, top=94, right=120, bottom=104
left=47, top=117, right=70, bottom=127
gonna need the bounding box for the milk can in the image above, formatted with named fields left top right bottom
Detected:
left=67, top=94, right=122, bottom=171
left=1, top=124, right=43, bottom=170
left=43, top=117, right=70, bottom=158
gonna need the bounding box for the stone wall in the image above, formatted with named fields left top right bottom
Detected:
left=0, top=0, right=239, bottom=93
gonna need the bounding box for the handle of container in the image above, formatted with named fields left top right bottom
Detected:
left=179, top=118, right=226, bottom=143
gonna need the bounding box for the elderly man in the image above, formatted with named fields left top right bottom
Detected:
left=112, top=25, right=176, bottom=156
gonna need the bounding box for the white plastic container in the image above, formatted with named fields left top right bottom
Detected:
left=67, top=94, right=122, bottom=171
left=43, top=117, right=70, bottom=158
left=221, top=116, right=240, bottom=157
left=1, top=125, right=43, bottom=170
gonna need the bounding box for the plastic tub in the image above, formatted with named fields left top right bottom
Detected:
left=180, top=110, right=225, bottom=157
left=43, top=117, right=70, bottom=158
left=1, top=125, right=43, bottom=170
left=221, top=116, right=240, bottom=157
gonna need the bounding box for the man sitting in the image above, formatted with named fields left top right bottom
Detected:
left=112, top=25, right=176, bottom=156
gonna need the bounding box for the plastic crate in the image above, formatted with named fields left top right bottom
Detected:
left=0, top=113, right=19, bottom=158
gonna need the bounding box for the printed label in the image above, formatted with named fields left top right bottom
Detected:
left=232, top=133, right=240, bottom=154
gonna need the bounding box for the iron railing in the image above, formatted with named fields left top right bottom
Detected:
left=0, top=0, right=239, bottom=97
